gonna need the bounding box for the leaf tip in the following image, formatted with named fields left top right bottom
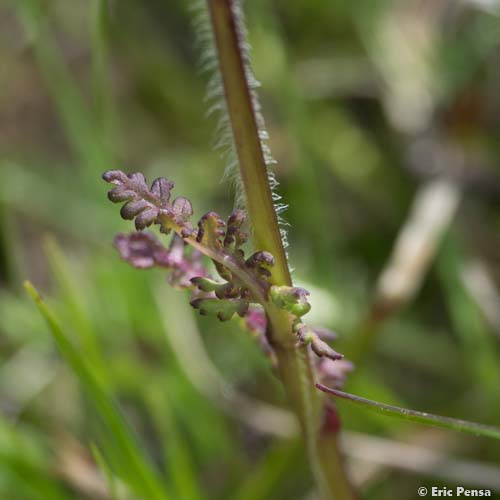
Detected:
left=23, top=280, right=39, bottom=302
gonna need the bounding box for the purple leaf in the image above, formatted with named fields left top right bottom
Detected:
left=171, top=197, right=193, bottom=223
left=114, top=232, right=207, bottom=288
left=103, top=170, right=190, bottom=234
left=114, top=232, right=170, bottom=269
left=165, top=235, right=208, bottom=288
left=224, top=209, right=247, bottom=248
left=245, top=251, right=275, bottom=279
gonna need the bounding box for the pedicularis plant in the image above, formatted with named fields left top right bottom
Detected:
left=102, top=1, right=355, bottom=498
left=98, top=1, right=500, bottom=499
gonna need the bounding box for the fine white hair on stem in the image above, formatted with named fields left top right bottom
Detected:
left=190, top=0, right=289, bottom=249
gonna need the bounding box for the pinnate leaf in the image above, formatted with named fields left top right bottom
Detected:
left=224, top=209, right=247, bottom=249
left=190, top=277, right=238, bottom=299
left=115, top=232, right=207, bottom=288
left=103, top=170, right=348, bottom=367
left=190, top=297, right=249, bottom=321
left=245, top=251, right=275, bottom=279
left=196, top=212, right=226, bottom=249
left=114, top=232, right=171, bottom=269
left=103, top=170, right=192, bottom=232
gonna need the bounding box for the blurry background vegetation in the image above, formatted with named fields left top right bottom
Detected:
left=1, top=0, right=500, bottom=498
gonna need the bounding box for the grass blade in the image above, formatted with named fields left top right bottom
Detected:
left=90, top=443, right=123, bottom=500
left=316, top=384, right=500, bottom=440
left=24, top=281, right=169, bottom=500
left=233, top=440, right=302, bottom=500
left=43, top=236, right=104, bottom=369
left=145, top=390, right=204, bottom=500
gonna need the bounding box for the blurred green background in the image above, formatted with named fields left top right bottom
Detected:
left=1, top=0, right=500, bottom=498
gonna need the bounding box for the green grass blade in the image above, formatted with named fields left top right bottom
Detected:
left=0, top=453, right=69, bottom=500
left=43, top=236, right=104, bottom=369
left=234, top=440, right=302, bottom=500
left=0, top=417, right=70, bottom=500
left=146, top=390, right=204, bottom=500
left=24, top=281, right=169, bottom=500
left=317, top=384, right=500, bottom=441
left=90, top=443, right=122, bottom=500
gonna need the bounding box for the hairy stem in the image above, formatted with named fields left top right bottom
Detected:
left=206, top=1, right=356, bottom=498
left=206, top=0, right=290, bottom=286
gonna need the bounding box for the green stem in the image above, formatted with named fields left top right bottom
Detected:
left=206, top=0, right=290, bottom=287
left=317, top=384, right=500, bottom=441
left=206, top=2, right=356, bottom=498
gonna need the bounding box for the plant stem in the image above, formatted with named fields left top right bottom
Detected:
left=317, top=384, right=500, bottom=441
left=206, top=1, right=356, bottom=498
left=206, top=0, right=290, bottom=287
left=274, top=341, right=356, bottom=500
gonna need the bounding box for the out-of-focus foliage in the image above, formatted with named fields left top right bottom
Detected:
left=1, top=0, right=500, bottom=498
